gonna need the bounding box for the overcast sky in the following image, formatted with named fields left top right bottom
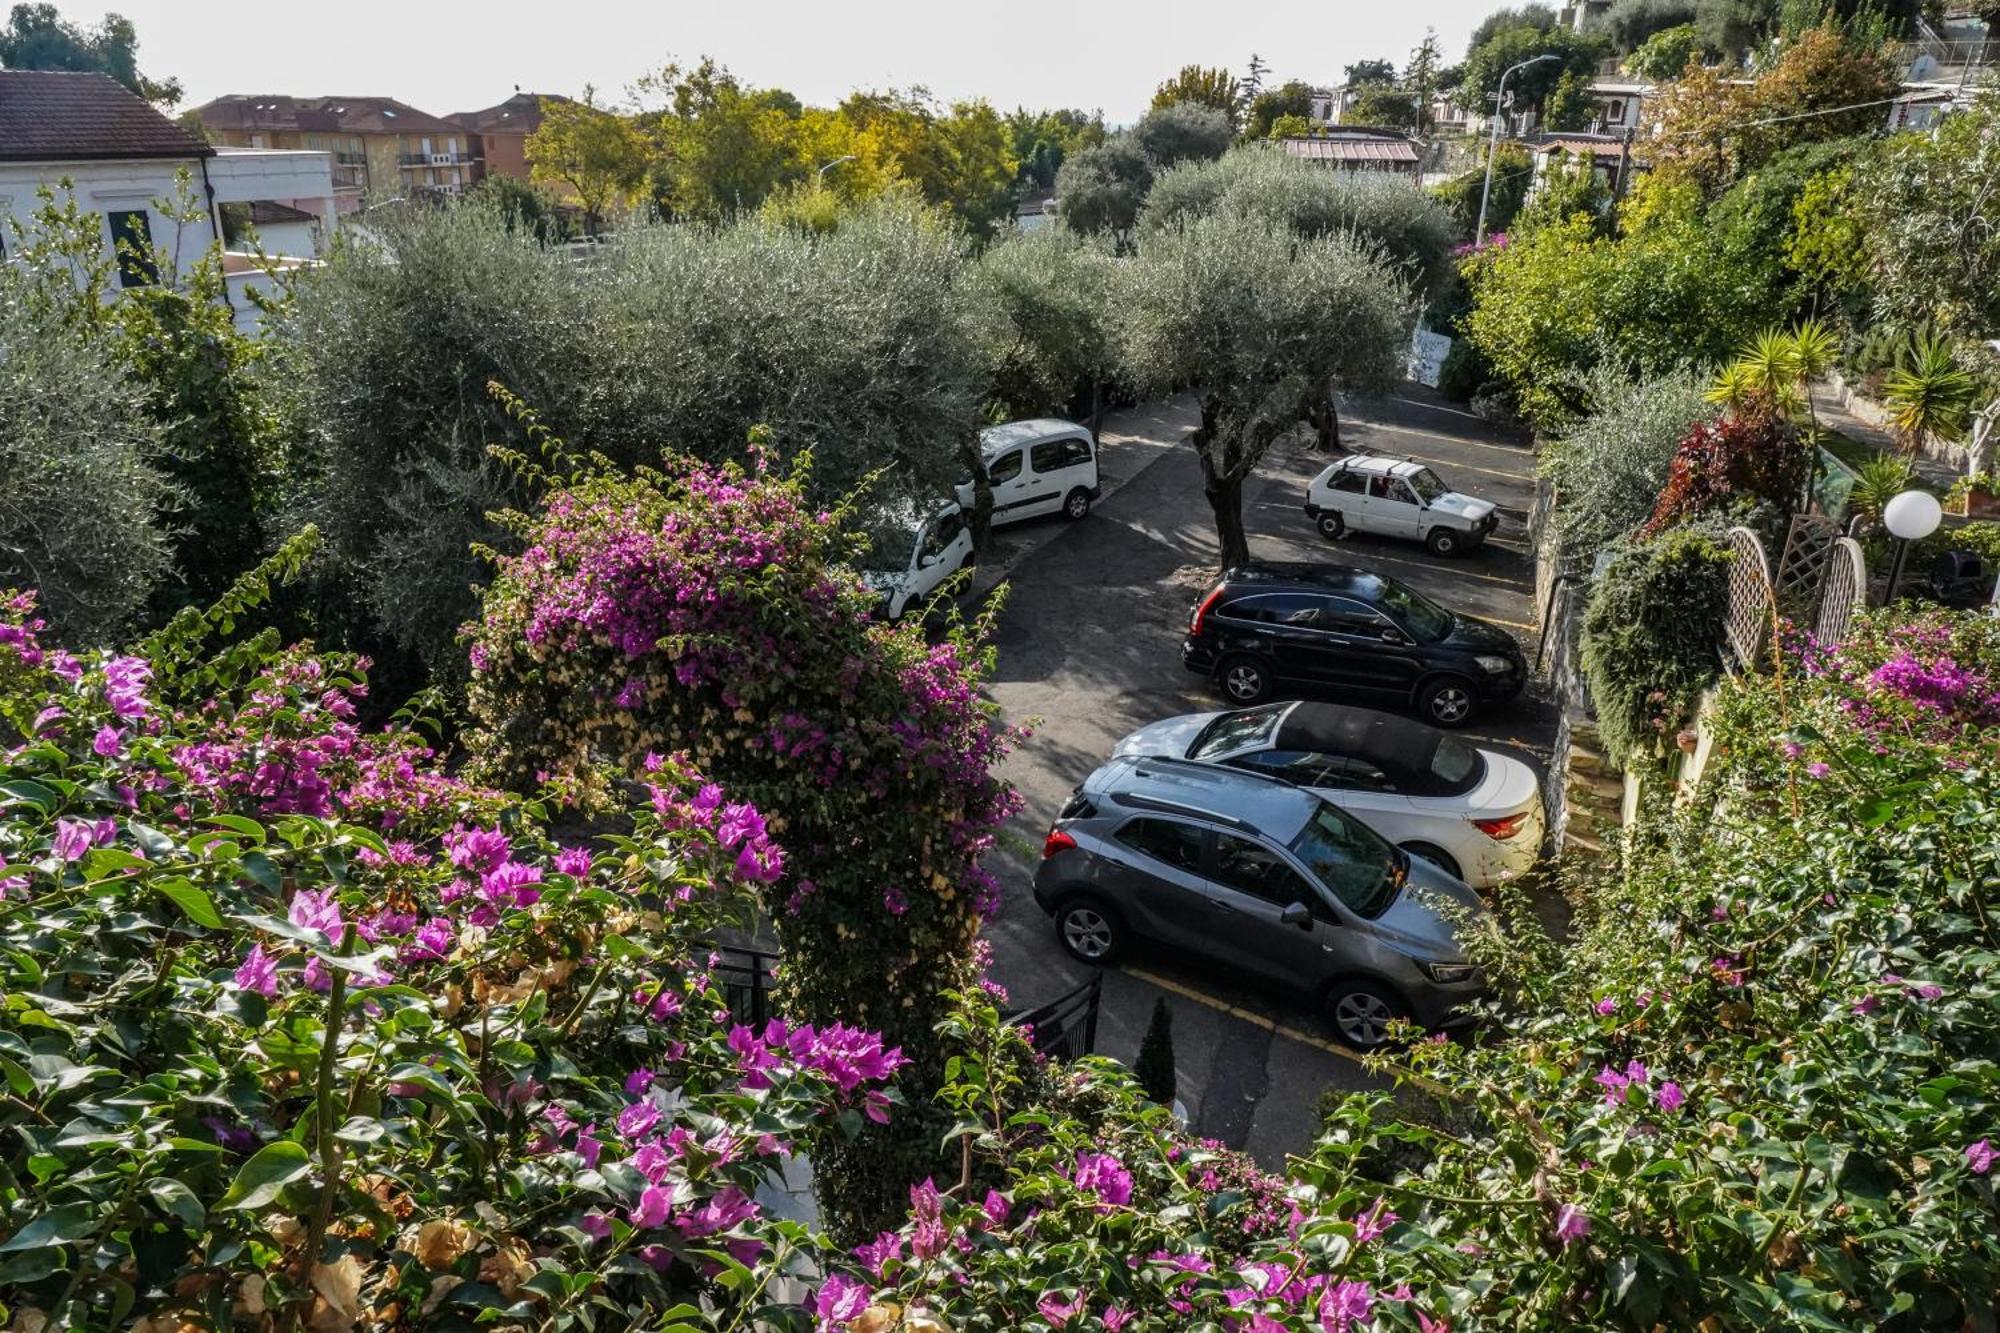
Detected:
left=98, top=0, right=1503, bottom=122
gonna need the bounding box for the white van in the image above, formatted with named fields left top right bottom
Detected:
left=954, top=419, right=1101, bottom=526
left=857, top=501, right=975, bottom=622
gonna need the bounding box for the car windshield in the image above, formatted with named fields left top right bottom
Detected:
left=1288, top=801, right=1403, bottom=918
left=856, top=517, right=917, bottom=574
left=1409, top=468, right=1448, bottom=503
left=1429, top=737, right=1484, bottom=791
left=1188, top=704, right=1289, bottom=759
left=1366, top=577, right=1453, bottom=643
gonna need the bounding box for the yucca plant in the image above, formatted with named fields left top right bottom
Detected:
left=1846, top=452, right=1917, bottom=526
left=1884, top=332, right=1978, bottom=458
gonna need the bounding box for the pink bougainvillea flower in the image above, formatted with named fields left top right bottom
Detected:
left=980, top=1188, right=1010, bottom=1229
left=1656, top=1080, right=1686, bottom=1112
left=908, top=1178, right=951, bottom=1260
left=1417, top=1312, right=1453, bottom=1333
left=553, top=845, right=593, bottom=878
left=1852, top=994, right=1880, bottom=1016
left=578, top=1212, right=612, bottom=1241
left=813, top=1273, right=872, bottom=1333
left=51, top=818, right=92, bottom=863
left=1593, top=996, right=1617, bottom=1016
left=1967, top=1139, right=1994, bottom=1175
left=234, top=944, right=279, bottom=998
left=92, top=725, right=124, bottom=757
left=1036, top=1291, right=1083, bottom=1325
left=1318, top=1279, right=1374, bottom=1333
left=628, top=1184, right=672, bottom=1229
left=853, top=1231, right=904, bottom=1280
left=1352, top=1196, right=1398, bottom=1244
left=625, top=1068, right=658, bottom=1096
left=288, top=886, right=343, bottom=940
left=1917, top=983, right=1944, bottom=1000
left=1073, top=1151, right=1133, bottom=1210
left=1806, top=762, right=1832, bottom=778
left=1101, top=1306, right=1132, bottom=1332
left=1553, top=1203, right=1591, bottom=1244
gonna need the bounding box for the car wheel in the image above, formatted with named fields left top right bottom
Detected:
left=1325, top=980, right=1409, bottom=1050
left=1400, top=842, right=1463, bottom=881
left=1417, top=676, right=1477, bottom=728
left=1055, top=898, right=1123, bottom=964
left=1217, top=655, right=1273, bottom=705
left=1425, top=527, right=1461, bottom=557
left=1063, top=488, right=1093, bottom=521
left=1316, top=510, right=1345, bottom=540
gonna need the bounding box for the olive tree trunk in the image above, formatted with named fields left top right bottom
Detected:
left=1193, top=401, right=1251, bottom=570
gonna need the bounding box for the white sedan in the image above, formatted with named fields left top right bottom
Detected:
left=1111, top=700, right=1543, bottom=888
left=1304, top=455, right=1499, bottom=557
left=856, top=501, right=974, bottom=622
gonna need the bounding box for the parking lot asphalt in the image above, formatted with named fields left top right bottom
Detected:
left=970, top=386, right=1558, bottom=1167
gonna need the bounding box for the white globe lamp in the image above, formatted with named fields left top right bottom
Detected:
left=1881, top=488, right=1942, bottom=603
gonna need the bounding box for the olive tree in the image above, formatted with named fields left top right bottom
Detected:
left=1054, top=136, right=1154, bottom=240
left=1130, top=102, right=1234, bottom=168
left=1140, top=148, right=1459, bottom=297
left=1119, top=214, right=1415, bottom=568
left=970, top=227, right=1120, bottom=546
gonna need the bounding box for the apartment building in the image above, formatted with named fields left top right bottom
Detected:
left=448, top=91, right=570, bottom=184
left=192, top=94, right=478, bottom=212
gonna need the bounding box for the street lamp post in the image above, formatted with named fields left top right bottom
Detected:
left=817, top=154, right=857, bottom=181
left=1474, top=53, right=1560, bottom=247
left=1881, top=488, right=1943, bottom=605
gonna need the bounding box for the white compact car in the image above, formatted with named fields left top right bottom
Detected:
left=954, top=419, right=1100, bottom=525
left=1111, top=700, right=1544, bottom=887
left=858, top=501, right=975, bottom=622
left=1304, top=455, right=1499, bottom=557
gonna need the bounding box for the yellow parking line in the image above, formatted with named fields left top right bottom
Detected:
left=1462, top=732, right=1554, bottom=756
left=1124, top=966, right=1369, bottom=1063
left=1346, top=418, right=1540, bottom=468
left=1336, top=546, right=1533, bottom=592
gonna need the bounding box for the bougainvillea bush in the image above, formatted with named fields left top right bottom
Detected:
left=0, top=583, right=906, bottom=1330
left=464, top=446, right=1019, bottom=1236
left=826, top=607, right=1998, bottom=1331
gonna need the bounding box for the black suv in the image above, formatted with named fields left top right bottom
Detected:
left=1181, top=563, right=1526, bottom=727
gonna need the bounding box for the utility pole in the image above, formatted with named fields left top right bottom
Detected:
left=1475, top=53, right=1559, bottom=246
left=1612, top=124, right=1635, bottom=201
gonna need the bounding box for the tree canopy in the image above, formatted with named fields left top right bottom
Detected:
left=1054, top=136, right=1154, bottom=238
left=1149, top=64, right=1244, bottom=127
left=1130, top=101, right=1234, bottom=168
left=0, top=2, right=178, bottom=104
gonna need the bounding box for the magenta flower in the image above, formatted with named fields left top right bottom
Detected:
left=1318, top=1279, right=1374, bottom=1333
left=1656, top=1080, right=1685, bottom=1112
left=92, top=725, right=124, bottom=757
left=51, top=818, right=92, bottom=863
left=1852, top=994, right=1880, bottom=1016
left=287, top=886, right=343, bottom=941
left=1553, top=1203, right=1590, bottom=1244
left=234, top=944, right=279, bottom=997
left=628, top=1184, right=672, bottom=1229
left=1967, top=1139, right=1994, bottom=1175
left=554, top=845, right=593, bottom=878
left=981, top=1188, right=1010, bottom=1229
left=625, top=1068, right=658, bottom=1096
left=1073, top=1151, right=1133, bottom=1209
left=853, top=1231, right=904, bottom=1280
left=1352, top=1196, right=1398, bottom=1244
left=1593, top=996, right=1617, bottom=1016
left=1037, top=1291, right=1083, bottom=1325
left=1102, top=1307, right=1132, bottom=1332
left=1806, top=762, right=1832, bottom=779
left=1917, top=983, right=1944, bottom=1000
left=814, top=1273, right=872, bottom=1332
left=578, top=1212, right=612, bottom=1240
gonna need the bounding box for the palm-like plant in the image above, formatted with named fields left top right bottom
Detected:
left=1846, top=453, right=1916, bottom=526
left=1709, top=321, right=1839, bottom=423
left=1704, top=361, right=1766, bottom=415
left=1883, top=332, right=1978, bottom=458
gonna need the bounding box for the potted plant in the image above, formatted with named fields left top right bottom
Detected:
left=1946, top=471, right=2000, bottom=519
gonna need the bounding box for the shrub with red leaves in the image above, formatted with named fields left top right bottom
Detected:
left=1642, top=408, right=1806, bottom=537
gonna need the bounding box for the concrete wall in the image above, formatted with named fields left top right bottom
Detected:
left=479, top=131, right=531, bottom=183
left=0, top=157, right=218, bottom=278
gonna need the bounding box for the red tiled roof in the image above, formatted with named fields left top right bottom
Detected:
left=1279, top=135, right=1420, bottom=164
left=448, top=92, right=571, bottom=135
left=193, top=94, right=463, bottom=137
left=0, top=70, right=212, bottom=162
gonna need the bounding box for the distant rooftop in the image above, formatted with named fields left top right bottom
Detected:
left=0, top=70, right=212, bottom=163
left=448, top=92, right=572, bottom=135
left=1278, top=132, right=1420, bottom=165
left=193, top=93, right=463, bottom=137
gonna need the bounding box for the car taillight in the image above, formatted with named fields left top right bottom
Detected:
left=1189, top=585, right=1226, bottom=635
left=1472, top=812, right=1529, bottom=841
left=1042, top=827, right=1078, bottom=859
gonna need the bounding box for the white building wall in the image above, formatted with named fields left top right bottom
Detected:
left=0, top=157, right=218, bottom=277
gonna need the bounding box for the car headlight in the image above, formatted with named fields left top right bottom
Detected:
left=1418, top=960, right=1479, bottom=984
left=1473, top=654, right=1514, bottom=673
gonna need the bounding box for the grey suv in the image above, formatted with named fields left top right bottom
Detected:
left=1032, top=756, right=1490, bottom=1048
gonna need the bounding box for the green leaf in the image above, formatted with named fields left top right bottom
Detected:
left=335, top=1116, right=385, bottom=1145
left=215, top=1141, right=312, bottom=1211
left=204, top=814, right=268, bottom=842
left=0, top=1203, right=98, bottom=1252
left=239, top=851, right=282, bottom=893
left=156, top=878, right=224, bottom=929
left=145, top=1178, right=205, bottom=1230
left=0, top=780, right=60, bottom=812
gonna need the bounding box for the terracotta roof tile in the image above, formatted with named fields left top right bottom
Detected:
left=0, top=70, right=212, bottom=162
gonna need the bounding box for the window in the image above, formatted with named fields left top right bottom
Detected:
left=1115, top=818, right=1206, bottom=873
left=1217, top=593, right=1326, bottom=627
left=1321, top=597, right=1395, bottom=638
left=1408, top=469, right=1448, bottom=503
left=1288, top=803, right=1400, bottom=917
left=920, top=513, right=963, bottom=563
left=1366, top=475, right=1398, bottom=499
left=106, top=210, right=157, bottom=288
left=1353, top=576, right=1453, bottom=643
left=1188, top=704, right=1288, bottom=759
left=989, top=451, right=1023, bottom=484
left=1030, top=437, right=1089, bottom=472
left=1332, top=757, right=1397, bottom=793
left=1385, top=479, right=1419, bottom=506
left=1210, top=832, right=1315, bottom=906
left=1328, top=471, right=1368, bottom=495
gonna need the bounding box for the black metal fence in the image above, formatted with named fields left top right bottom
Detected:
left=710, top=944, right=778, bottom=1029
left=1004, top=971, right=1103, bottom=1061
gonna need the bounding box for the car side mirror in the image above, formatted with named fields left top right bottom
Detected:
left=1380, top=627, right=1406, bottom=645
left=919, top=553, right=939, bottom=569
left=1280, top=901, right=1313, bottom=929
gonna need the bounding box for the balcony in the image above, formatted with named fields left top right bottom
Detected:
left=399, top=152, right=479, bottom=167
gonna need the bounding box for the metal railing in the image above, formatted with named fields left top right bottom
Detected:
left=710, top=943, right=778, bottom=1029
left=1004, top=971, right=1103, bottom=1061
